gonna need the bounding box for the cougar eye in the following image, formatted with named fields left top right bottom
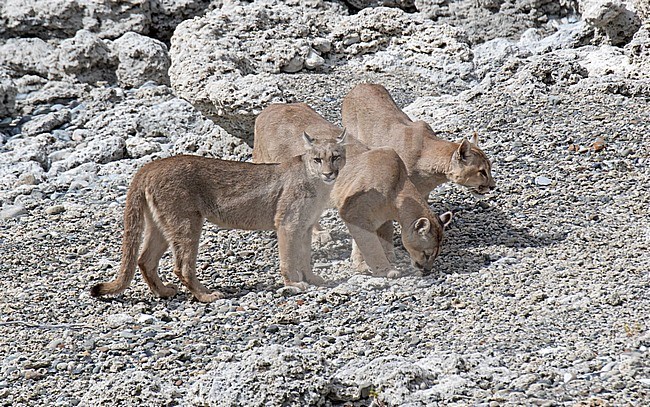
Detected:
left=313, top=158, right=322, bottom=164
left=332, top=155, right=340, bottom=162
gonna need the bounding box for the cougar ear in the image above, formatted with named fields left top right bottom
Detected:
left=336, top=128, right=347, bottom=144
left=439, top=211, right=453, bottom=228
left=470, top=131, right=479, bottom=146
left=414, top=218, right=431, bottom=236
left=456, top=139, right=472, bottom=161
left=302, top=131, right=315, bottom=148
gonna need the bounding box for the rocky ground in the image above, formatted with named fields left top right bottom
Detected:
left=1, top=0, right=649, bottom=406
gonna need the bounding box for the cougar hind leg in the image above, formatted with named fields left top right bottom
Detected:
left=167, top=216, right=224, bottom=303
left=138, top=218, right=176, bottom=298
left=311, top=221, right=332, bottom=244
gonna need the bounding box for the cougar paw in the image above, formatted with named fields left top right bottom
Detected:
left=288, top=281, right=310, bottom=291
left=372, top=268, right=400, bottom=279
left=157, top=284, right=178, bottom=298
left=194, top=290, right=225, bottom=303
left=278, top=282, right=308, bottom=297
left=304, top=273, right=326, bottom=286
left=352, top=259, right=371, bottom=274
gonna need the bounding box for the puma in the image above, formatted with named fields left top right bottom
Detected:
left=342, top=83, right=496, bottom=196
left=252, top=102, right=452, bottom=275
left=253, top=102, right=365, bottom=243
left=90, top=134, right=346, bottom=303
left=253, top=103, right=352, bottom=163
left=333, top=147, right=453, bottom=278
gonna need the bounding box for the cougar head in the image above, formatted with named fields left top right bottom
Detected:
left=448, top=133, right=495, bottom=194
left=402, top=211, right=452, bottom=274
left=303, top=129, right=347, bottom=184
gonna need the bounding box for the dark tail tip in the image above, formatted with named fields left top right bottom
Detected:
left=89, top=284, right=104, bottom=298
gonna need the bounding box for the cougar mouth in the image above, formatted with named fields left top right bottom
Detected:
left=322, top=175, right=337, bottom=184
left=474, top=184, right=494, bottom=194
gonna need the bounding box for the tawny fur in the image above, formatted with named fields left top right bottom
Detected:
left=253, top=102, right=368, bottom=163
left=90, top=137, right=346, bottom=303
left=333, top=148, right=452, bottom=278
left=252, top=102, right=366, bottom=243
left=252, top=102, right=454, bottom=275
left=342, top=83, right=496, bottom=196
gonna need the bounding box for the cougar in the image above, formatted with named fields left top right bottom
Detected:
left=90, top=133, right=346, bottom=302
left=333, top=147, right=453, bottom=277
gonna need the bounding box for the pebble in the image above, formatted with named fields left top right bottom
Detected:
left=45, top=205, right=66, bottom=215
left=563, top=372, right=577, bottom=383
left=0, top=7, right=648, bottom=407
left=0, top=205, right=27, bottom=219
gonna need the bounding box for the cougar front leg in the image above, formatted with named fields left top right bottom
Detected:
left=350, top=239, right=370, bottom=273
left=377, top=221, right=396, bottom=264
left=277, top=226, right=309, bottom=291
left=301, top=226, right=326, bottom=286
left=346, top=223, right=400, bottom=278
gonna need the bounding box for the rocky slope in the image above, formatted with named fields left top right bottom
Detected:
left=1, top=0, right=649, bottom=406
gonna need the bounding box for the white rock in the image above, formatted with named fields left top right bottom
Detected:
left=137, top=314, right=156, bottom=325
left=80, top=369, right=179, bottom=405
left=188, top=345, right=329, bottom=406
left=65, top=136, right=125, bottom=169
left=125, top=137, right=161, bottom=159
left=0, top=38, right=55, bottom=78
left=45, top=205, right=65, bottom=215
left=105, top=313, right=135, bottom=329
left=48, top=29, right=117, bottom=84
left=580, top=0, right=642, bottom=45
left=20, top=110, right=71, bottom=137
left=0, top=205, right=27, bottom=219
left=563, top=372, right=577, bottom=383
left=580, top=45, right=632, bottom=77
left=535, top=176, right=552, bottom=186
left=0, top=0, right=86, bottom=38
left=113, top=32, right=171, bottom=88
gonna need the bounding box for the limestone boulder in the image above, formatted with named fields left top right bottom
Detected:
left=0, top=0, right=150, bottom=40
left=415, top=0, right=580, bottom=45
left=331, top=7, right=474, bottom=93
left=188, top=345, right=329, bottom=406
left=0, top=0, right=85, bottom=39
left=0, top=38, right=55, bottom=78
left=113, top=32, right=171, bottom=88
left=579, top=0, right=642, bottom=45
left=169, top=1, right=474, bottom=142
left=48, top=30, right=117, bottom=84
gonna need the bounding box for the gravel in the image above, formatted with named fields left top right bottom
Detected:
left=1, top=1, right=649, bottom=406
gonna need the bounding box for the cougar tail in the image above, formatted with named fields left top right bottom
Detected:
left=90, top=176, right=147, bottom=298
